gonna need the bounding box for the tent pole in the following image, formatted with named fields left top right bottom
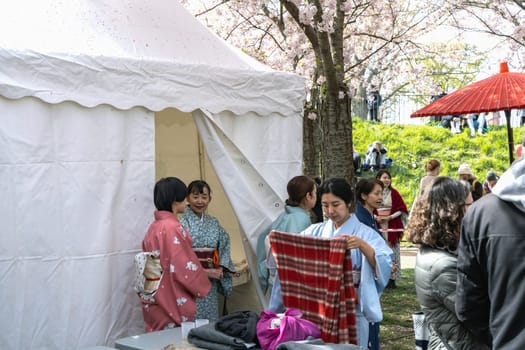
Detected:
left=505, top=110, right=515, bottom=165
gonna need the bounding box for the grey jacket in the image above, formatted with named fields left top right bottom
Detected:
left=415, top=246, right=487, bottom=350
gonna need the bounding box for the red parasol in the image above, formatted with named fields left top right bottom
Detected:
left=411, top=62, right=525, bottom=164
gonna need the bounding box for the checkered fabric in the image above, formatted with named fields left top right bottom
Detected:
left=269, top=230, right=357, bottom=344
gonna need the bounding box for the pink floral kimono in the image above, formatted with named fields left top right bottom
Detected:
left=140, top=211, right=211, bottom=332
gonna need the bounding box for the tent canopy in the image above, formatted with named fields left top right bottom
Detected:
left=0, top=0, right=304, bottom=116
left=0, top=1, right=305, bottom=349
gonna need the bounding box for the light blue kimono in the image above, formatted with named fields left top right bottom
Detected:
left=301, top=214, right=393, bottom=348
left=256, top=205, right=312, bottom=312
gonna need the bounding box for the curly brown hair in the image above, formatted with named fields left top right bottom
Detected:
left=406, top=177, right=470, bottom=251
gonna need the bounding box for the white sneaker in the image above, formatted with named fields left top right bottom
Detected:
left=478, top=129, right=483, bottom=135
left=470, top=130, right=475, bottom=137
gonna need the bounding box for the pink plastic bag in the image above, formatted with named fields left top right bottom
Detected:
left=256, top=309, right=321, bottom=350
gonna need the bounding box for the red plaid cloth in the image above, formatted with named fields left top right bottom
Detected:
left=269, top=230, right=357, bottom=344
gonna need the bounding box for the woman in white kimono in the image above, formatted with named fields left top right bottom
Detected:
left=301, top=177, right=393, bottom=348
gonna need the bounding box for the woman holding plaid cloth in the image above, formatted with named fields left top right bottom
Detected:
left=301, top=178, right=393, bottom=348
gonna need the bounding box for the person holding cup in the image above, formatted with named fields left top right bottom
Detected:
left=300, top=178, right=392, bottom=348
left=375, top=170, right=408, bottom=289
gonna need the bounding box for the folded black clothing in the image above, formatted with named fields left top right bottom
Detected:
left=188, top=322, right=259, bottom=350
left=215, top=310, right=260, bottom=343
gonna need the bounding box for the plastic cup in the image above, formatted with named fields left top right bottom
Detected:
left=181, top=321, right=195, bottom=341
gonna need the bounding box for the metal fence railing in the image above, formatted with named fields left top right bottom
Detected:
left=353, top=93, right=525, bottom=127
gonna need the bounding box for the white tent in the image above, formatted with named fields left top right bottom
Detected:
left=0, top=1, right=305, bottom=349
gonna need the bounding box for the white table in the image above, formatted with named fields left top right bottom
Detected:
left=115, top=328, right=189, bottom=350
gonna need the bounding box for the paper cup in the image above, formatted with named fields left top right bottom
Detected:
left=181, top=321, right=195, bottom=341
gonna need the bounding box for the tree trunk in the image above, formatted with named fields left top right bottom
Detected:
left=303, top=112, right=320, bottom=178
left=319, top=91, right=354, bottom=184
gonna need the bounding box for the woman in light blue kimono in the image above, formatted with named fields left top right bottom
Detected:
left=180, top=180, right=235, bottom=321
left=256, top=175, right=317, bottom=312
left=301, top=178, right=393, bottom=348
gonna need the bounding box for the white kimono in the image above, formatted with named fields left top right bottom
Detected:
left=301, top=214, right=393, bottom=347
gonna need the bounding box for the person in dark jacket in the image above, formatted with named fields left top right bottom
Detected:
left=456, top=158, right=525, bottom=349
left=367, top=85, right=382, bottom=122
left=406, top=177, right=488, bottom=350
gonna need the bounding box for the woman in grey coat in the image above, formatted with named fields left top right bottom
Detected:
left=406, top=177, right=487, bottom=350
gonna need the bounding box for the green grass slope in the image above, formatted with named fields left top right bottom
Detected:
left=353, top=118, right=523, bottom=207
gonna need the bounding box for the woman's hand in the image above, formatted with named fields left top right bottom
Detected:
left=205, top=268, right=224, bottom=280
left=346, top=235, right=363, bottom=250
left=378, top=215, right=390, bottom=224
left=344, top=234, right=376, bottom=269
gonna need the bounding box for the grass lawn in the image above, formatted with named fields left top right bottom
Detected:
left=380, top=268, right=421, bottom=349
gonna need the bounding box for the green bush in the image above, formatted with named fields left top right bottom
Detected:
left=353, top=118, right=520, bottom=207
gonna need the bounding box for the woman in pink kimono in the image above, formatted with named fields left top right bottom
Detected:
left=140, top=177, right=211, bottom=332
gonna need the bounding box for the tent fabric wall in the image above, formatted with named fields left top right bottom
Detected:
left=0, top=0, right=305, bottom=348
left=194, top=110, right=304, bottom=308
left=0, top=96, right=153, bottom=348
left=194, top=110, right=303, bottom=252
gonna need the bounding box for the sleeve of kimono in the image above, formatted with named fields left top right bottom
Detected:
left=359, top=227, right=392, bottom=322
left=256, top=223, right=272, bottom=293
left=162, top=223, right=211, bottom=298
left=216, top=221, right=234, bottom=297
left=390, top=188, right=408, bottom=214
left=389, top=188, right=408, bottom=235
left=299, top=222, right=324, bottom=237
left=369, top=230, right=393, bottom=290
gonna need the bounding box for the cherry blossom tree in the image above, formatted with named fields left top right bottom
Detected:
left=181, top=0, right=459, bottom=181
left=446, top=0, right=525, bottom=69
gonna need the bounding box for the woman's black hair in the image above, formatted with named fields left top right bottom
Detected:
left=319, top=178, right=354, bottom=206
left=355, top=178, right=384, bottom=204
left=187, top=180, right=212, bottom=196
left=153, top=177, right=187, bottom=212
left=375, top=169, right=392, bottom=188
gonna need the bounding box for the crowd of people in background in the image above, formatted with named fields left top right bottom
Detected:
left=446, top=113, right=488, bottom=136
left=136, top=140, right=525, bottom=349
